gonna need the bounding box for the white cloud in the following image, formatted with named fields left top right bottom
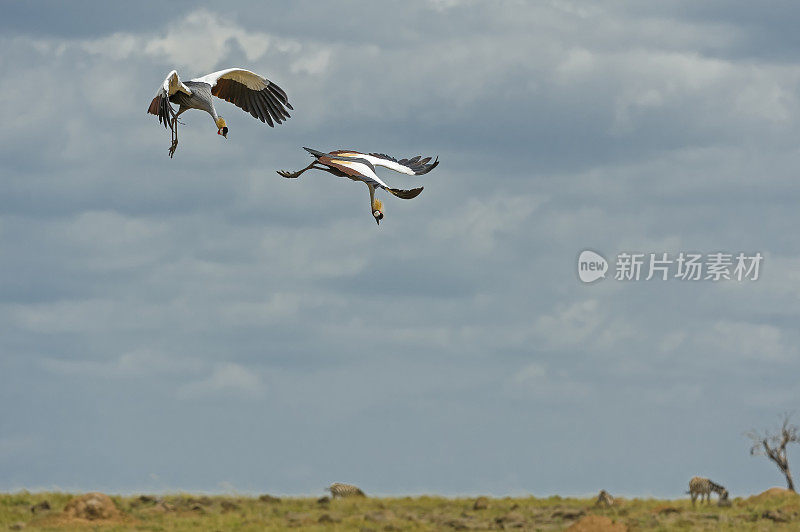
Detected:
left=40, top=349, right=202, bottom=378
left=511, top=362, right=547, bottom=384
left=426, top=0, right=472, bottom=12
left=290, top=49, right=331, bottom=76
left=9, top=299, right=121, bottom=334
left=508, top=362, right=590, bottom=401
left=177, top=363, right=265, bottom=399
left=529, top=298, right=639, bottom=353
left=693, top=320, right=797, bottom=362
left=62, top=9, right=330, bottom=81
left=532, top=299, right=603, bottom=348
left=658, top=331, right=687, bottom=353
left=430, top=195, right=545, bottom=254
left=642, top=382, right=703, bottom=406
left=142, top=10, right=273, bottom=71
left=77, top=10, right=277, bottom=72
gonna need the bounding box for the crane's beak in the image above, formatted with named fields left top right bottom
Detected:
left=375, top=217, right=380, bottom=225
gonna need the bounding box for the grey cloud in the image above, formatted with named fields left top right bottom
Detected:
left=1, top=1, right=799, bottom=498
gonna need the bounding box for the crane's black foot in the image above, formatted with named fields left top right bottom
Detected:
left=168, top=138, right=178, bottom=159
left=277, top=169, right=301, bottom=178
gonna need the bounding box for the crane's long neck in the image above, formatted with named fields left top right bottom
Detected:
left=209, top=103, right=227, bottom=131
left=368, top=185, right=377, bottom=211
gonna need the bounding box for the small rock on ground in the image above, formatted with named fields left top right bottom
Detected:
left=62, top=493, right=120, bottom=521
left=220, top=500, right=239, bottom=512
left=567, top=515, right=627, bottom=532
left=761, top=510, right=790, bottom=523
left=318, top=513, right=341, bottom=523
left=473, top=496, right=489, bottom=510
left=364, top=510, right=396, bottom=523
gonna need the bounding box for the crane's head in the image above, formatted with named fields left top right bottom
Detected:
left=215, top=117, right=228, bottom=138
left=372, top=198, right=384, bottom=225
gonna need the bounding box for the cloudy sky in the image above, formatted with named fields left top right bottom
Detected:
left=2, top=0, right=800, bottom=497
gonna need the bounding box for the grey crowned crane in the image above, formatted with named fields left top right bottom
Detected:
left=147, top=68, right=292, bottom=158
left=278, top=148, right=439, bottom=225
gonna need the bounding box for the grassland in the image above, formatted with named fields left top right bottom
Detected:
left=1, top=488, right=799, bottom=530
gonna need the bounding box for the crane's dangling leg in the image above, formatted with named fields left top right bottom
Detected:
left=276, top=161, right=321, bottom=179
left=168, top=118, right=178, bottom=158
left=168, top=107, right=186, bottom=159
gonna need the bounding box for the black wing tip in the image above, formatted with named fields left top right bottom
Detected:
left=406, top=186, right=424, bottom=199
left=265, top=81, right=293, bottom=113
left=400, top=155, right=439, bottom=175
left=217, top=77, right=292, bottom=128
left=390, top=186, right=424, bottom=199
left=419, top=156, right=440, bottom=174
left=369, top=152, right=398, bottom=162
left=367, top=151, right=439, bottom=174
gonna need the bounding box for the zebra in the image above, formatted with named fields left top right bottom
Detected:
left=688, top=476, right=729, bottom=506
left=595, top=490, right=615, bottom=507
left=327, top=482, right=366, bottom=498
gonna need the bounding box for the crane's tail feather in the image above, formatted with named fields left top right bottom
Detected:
left=387, top=186, right=423, bottom=199
left=303, top=147, right=328, bottom=158
left=147, top=96, right=160, bottom=116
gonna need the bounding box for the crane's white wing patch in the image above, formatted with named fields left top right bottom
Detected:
left=360, top=154, right=416, bottom=175
left=330, top=150, right=439, bottom=175
left=330, top=159, right=391, bottom=189
left=163, top=70, right=192, bottom=96
left=191, top=68, right=268, bottom=91
left=331, top=152, right=412, bottom=174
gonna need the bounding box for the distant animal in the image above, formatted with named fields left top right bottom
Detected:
left=327, top=482, right=366, bottom=498
left=278, top=148, right=439, bottom=225
left=688, top=476, right=729, bottom=506
left=147, top=68, right=292, bottom=158
left=595, top=490, right=615, bottom=507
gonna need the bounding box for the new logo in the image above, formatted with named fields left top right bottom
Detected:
left=578, top=250, right=608, bottom=283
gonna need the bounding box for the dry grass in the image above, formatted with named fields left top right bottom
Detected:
left=1, top=489, right=798, bottom=530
